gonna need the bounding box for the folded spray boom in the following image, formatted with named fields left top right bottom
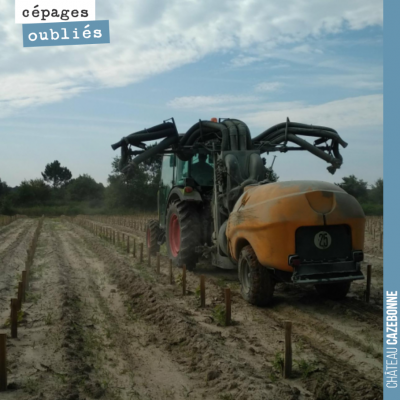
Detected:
left=111, top=118, right=347, bottom=175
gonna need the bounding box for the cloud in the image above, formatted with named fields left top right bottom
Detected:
left=231, top=55, right=262, bottom=67
left=244, top=94, right=382, bottom=131
left=254, top=82, right=283, bottom=92
left=0, top=0, right=383, bottom=117
left=311, top=73, right=382, bottom=90
left=167, top=95, right=260, bottom=109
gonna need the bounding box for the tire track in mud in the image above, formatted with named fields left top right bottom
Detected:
left=0, top=219, right=35, bottom=304
left=1, top=220, right=77, bottom=400
left=66, top=220, right=303, bottom=400
left=56, top=224, right=202, bottom=400
left=0, top=219, right=33, bottom=260
left=0, top=218, right=26, bottom=237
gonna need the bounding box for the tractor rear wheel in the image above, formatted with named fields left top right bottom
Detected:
left=315, top=281, right=351, bottom=300
left=238, top=245, right=275, bottom=306
left=146, top=219, right=160, bottom=256
left=166, top=200, right=201, bottom=271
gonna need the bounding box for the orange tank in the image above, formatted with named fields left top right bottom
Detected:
left=226, top=180, right=365, bottom=273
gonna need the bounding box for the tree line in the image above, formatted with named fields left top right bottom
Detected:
left=0, top=158, right=383, bottom=216
left=0, top=155, right=161, bottom=216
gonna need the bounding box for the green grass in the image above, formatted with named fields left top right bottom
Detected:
left=211, top=305, right=226, bottom=326
left=361, top=203, right=383, bottom=216
left=269, top=351, right=284, bottom=382
left=295, top=358, right=318, bottom=379
left=45, top=311, right=53, bottom=325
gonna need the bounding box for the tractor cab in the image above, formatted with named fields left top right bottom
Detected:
left=176, top=153, right=214, bottom=187
left=158, top=152, right=214, bottom=232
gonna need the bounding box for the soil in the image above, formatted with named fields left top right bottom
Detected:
left=0, top=217, right=383, bottom=400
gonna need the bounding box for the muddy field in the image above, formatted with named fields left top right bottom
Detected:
left=0, top=217, right=383, bottom=400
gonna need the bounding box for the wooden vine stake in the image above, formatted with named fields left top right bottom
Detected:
left=169, top=259, right=173, bottom=284
left=17, top=282, right=23, bottom=311
left=200, top=275, right=206, bottom=308
left=133, top=238, right=136, bottom=258
left=182, top=265, right=187, bottom=296
left=147, top=248, right=151, bottom=267
left=11, top=299, right=18, bottom=339
left=127, top=237, right=130, bottom=254
left=283, top=321, right=292, bottom=378
left=225, top=288, right=231, bottom=326
left=0, top=334, right=6, bottom=391
left=22, top=271, right=27, bottom=302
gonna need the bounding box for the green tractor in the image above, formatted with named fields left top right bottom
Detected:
left=112, top=118, right=365, bottom=305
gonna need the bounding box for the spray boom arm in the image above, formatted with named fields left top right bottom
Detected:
left=111, top=118, right=347, bottom=175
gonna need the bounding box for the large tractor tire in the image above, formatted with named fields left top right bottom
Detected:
left=238, top=245, right=275, bottom=306
left=146, top=219, right=160, bottom=256
left=314, top=281, right=351, bottom=300
left=166, top=200, right=201, bottom=271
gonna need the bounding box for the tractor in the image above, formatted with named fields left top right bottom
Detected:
left=111, top=118, right=365, bottom=306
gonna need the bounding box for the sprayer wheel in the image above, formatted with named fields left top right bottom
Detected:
left=238, top=245, right=275, bottom=306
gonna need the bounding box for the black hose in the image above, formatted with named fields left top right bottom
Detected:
left=231, top=119, right=250, bottom=150
left=253, top=126, right=347, bottom=148
left=268, top=133, right=342, bottom=167
left=131, top=135, right=180, bottom=166
left=223, top=119, right=238, bottom=151
left=253, top=121, right=338, bottom=142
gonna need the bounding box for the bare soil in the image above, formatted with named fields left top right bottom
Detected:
left=0, top=218, right=383, bottom=400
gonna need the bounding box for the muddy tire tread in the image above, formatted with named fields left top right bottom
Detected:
left=239, top=245, right=275, bottom=307
left=147, top=219, right=160, bottom=255
left=166, top=200, right=201, bottom=271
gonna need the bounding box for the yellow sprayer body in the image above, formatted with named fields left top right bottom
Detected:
left=227, top=180, right=365, bottom=277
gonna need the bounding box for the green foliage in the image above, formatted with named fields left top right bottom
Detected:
left=45, top=311, right=53, bottom=325
left=369, top=178, right=383, bottom=204
left=267, top=168, right=279, bottom=182
left=335, top=175, right=383, bottom=215
left=175, top=272, right=183, bottom=286
left=211, top=305, right=226, bottom=326
left=0, top=178, right=10, bottom=198
left=295, top=358, right=318, bottom=379
left=361, top=203, right=383, bottom=216
left=41, top=160, right=72, bottom=188
left=269, top=351, right=284, bottom=381
left=272, top=351, right=284, bottom=374
left=105, top=152, right=161, bottom=211
left=336, top=175, right=368, bottom=201
left=16, top=179, right=51, bottom=205
left=0, top=196, right=16, bottom=216
left=17, top=310, right=24, bottom=323
left=67, top=174, right=105, bottom=202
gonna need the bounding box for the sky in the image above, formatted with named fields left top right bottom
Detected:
left=0, top=0, right=383, bottom=187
